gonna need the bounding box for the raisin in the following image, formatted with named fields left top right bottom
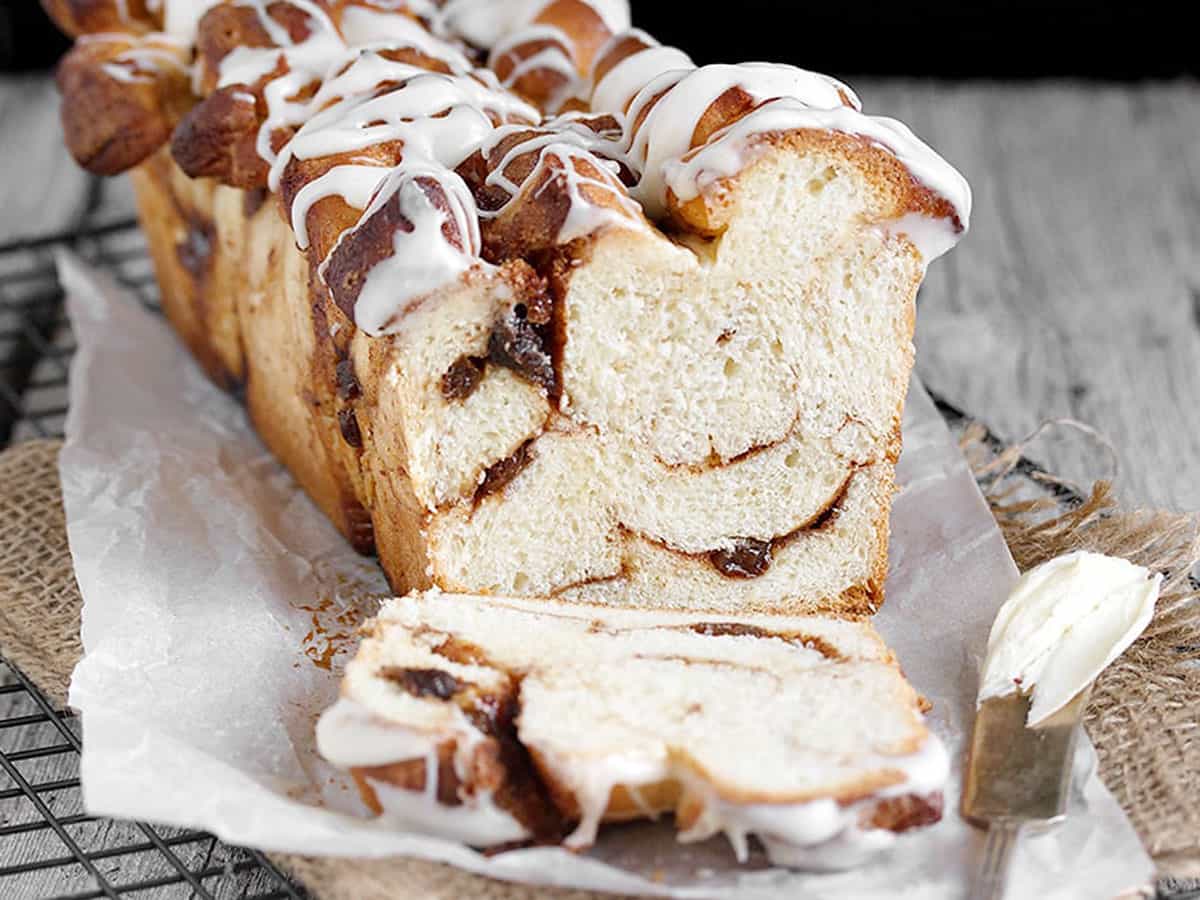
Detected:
left=708, top=538, right=773, bottom=578
left=379, top=667, right=462, bottom=700
left=440, top=355, right=486, bottom=401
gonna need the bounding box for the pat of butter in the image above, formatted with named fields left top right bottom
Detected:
left=979, top=551, right=1160, bottom=727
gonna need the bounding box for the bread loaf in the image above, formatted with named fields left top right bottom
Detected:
left=45, top=0, right=969, bottom=865
left=49, top=0, right=968, bottom=613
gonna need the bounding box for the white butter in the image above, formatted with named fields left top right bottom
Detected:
left=979, top=551, right=1160, bottom=726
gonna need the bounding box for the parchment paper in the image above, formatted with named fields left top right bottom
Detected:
left=58, top=250, right=1154, bottom=899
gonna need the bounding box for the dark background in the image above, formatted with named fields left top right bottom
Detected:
left=1, top=0, right=1194, bottom=76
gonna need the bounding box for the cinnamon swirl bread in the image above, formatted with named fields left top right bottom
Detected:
left=46, top=0, right=968, bottom=866
left=48, top=0, right=969, bottom=614
left=317, top=591, right=948, bottom=866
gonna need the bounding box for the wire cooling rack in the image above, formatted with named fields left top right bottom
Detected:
left=0, top=219, right=306, bottom=899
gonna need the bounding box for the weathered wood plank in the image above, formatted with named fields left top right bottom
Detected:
left=0, top=76, right=94, bottom=244
left=862, top=80, right=1200, bottom=512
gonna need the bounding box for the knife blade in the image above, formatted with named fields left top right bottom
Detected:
left=962, top=685, right=1091, bottom=900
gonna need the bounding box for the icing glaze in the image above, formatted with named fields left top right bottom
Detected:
left=160, top=0, right=221, bottom=41
left=367, top=778, right=530, bottom=845
left=336, top=7, right=474, bottom=71
left=476, top=117, right=645, bottom=242
left=330, top=164, right=485, bottom=335
left=290, top=164, right=390, bottom=249
left=84, top=33, right=187, bottom=84
left=537, top=729, right=948, bottom=866
left=676, top=733, right=948, bottom=868
left=489, top=23, right=581, bottom=111
left=317, top=697, right=530, bottom=845
left=585, top=47, right=970, bottom=254
left=588, top=33, right=693, bottom=115
left=436, top=0, right=630, bottom=50
left=660, top=97, right=973, bottom=261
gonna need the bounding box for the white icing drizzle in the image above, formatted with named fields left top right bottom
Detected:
left=534, top=727, right=948, bottom=868
left=290, top=164, right=390, bottom=248
left=489, top=23, right=581, bottom=111
left=87, top=33, right=187, bottom=84
left=216, top=0, right=348, bottom=163
left=677, top=733, right=949, bottom=869
left=275, top=70, right=497, bottom=176
left=584, top=38, right=969, bottom=256
left=316, top=697, right=530, bottom=846
left=476, top=117, right=645, bottom=242
left=336, top=7, right=474, bottom=72
left=435, top=0, right=630, bottom=50
left=317, top=696, right=454, bottom=766
left=662, top=97, right=973, bottom=261
left=588, top=32, right=693, bottom=115
left=367, top=779, right=530, bottom=845
left=258, top=48, right=535, bottom=335
left=598, top=60, right=856, bottom=218
left=544, top=749, right=670, bottom=848
left=324, top=164, right=486, bottom=335
left=159, top=0, right=221, bottom=41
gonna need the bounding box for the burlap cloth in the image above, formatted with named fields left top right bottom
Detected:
left=1, top=435, right=1197, bottom=897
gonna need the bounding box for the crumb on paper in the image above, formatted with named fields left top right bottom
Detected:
left=297, top=596, right=366, bottom=671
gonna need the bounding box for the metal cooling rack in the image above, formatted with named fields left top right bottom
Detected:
left=0, top=218, right=306, bottom=899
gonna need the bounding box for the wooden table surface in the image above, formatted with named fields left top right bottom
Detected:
left=1, top=73, right=1198, bottom=897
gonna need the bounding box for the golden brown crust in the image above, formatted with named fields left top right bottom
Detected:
left=131, top=150, right=374, bottom=547
left=860, top=791, right=943, bottom=832
left=171, top=84, right=275, bottom=189
left=669, top=128, right=963, bottom=241
left=354, top=740, right=461, bottom=804
left=470, top=148, right=636, bottom=263
left=56, top=34, right=193, bottom=176
left=193, top=1, right=313, bottom=95
left=531, top=0, right=613, bottom=75
left=40, top=0, right=158, bottom=37
left=589, top=30, right=653, bottom=93
left=490, top=34, right=576, bottom=111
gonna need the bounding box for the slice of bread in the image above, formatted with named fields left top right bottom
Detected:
left=317, top=591, right=947, bottom=867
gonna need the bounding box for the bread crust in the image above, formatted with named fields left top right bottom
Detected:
left=56, top=34, right=193, bottom=176
left=40, top=0, right=158, bottom=37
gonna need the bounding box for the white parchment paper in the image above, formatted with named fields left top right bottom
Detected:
left=58, top=251, right=1154, bottom=899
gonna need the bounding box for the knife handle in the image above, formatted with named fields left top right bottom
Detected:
left=971, top=820, right=1021, bottom=900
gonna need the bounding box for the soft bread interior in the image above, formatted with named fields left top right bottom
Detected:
left=560, top=142, right=921, bottom=468
left=321, top=591, right=945, bottom=856
left=417, top=141, right=920, bottom=607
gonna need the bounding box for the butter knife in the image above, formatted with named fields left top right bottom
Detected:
left=962, top=685, right=1092, bottom=900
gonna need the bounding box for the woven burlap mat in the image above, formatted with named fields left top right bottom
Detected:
left=1, top=437, right=1197, bottom=897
